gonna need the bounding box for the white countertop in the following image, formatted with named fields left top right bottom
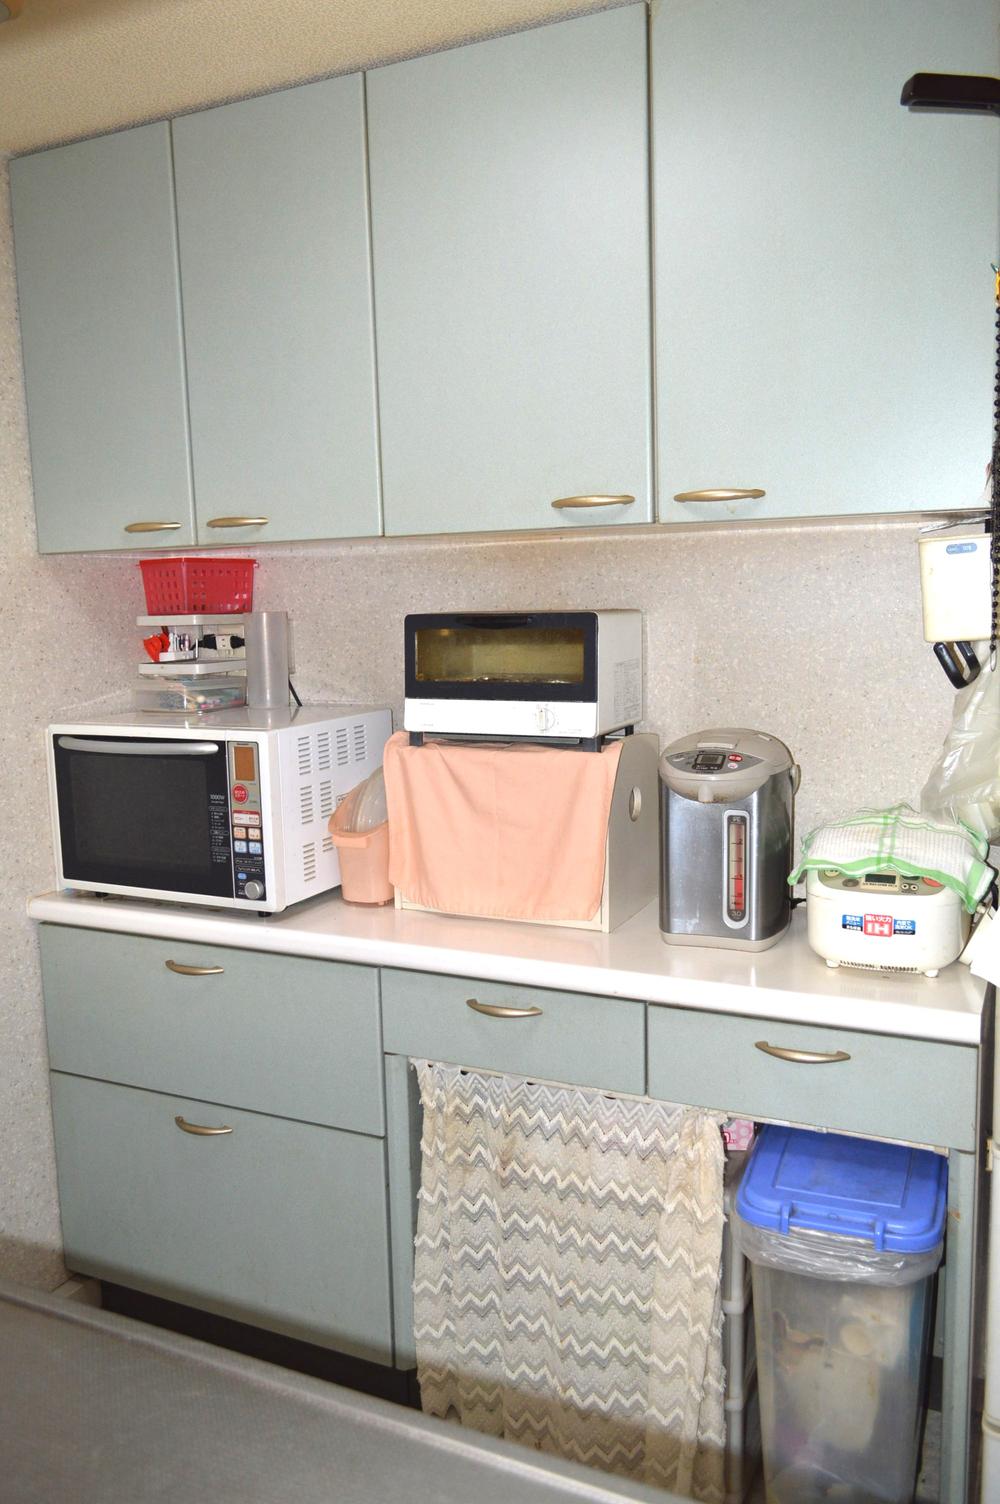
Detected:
left=27, top=890, right=988, bottom=1046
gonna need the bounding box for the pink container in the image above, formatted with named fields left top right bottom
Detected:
left=328, top=812, right=393, bottom=905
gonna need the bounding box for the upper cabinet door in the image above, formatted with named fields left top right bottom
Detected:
left=10, top=125, right=196, bottom=554
left=368, top=5, right=653, bottom=537
left=653, top=0, right=1000, bottom=524
left=172, top=77, right=381, bottom=546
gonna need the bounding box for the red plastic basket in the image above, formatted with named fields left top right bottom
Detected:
left=140, top=557, right=256, bottom=615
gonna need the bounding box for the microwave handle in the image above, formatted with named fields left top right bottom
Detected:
left=57, top=737, right=221, bottom=756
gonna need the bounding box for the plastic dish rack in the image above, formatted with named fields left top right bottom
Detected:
left=140, top=557, right=256, bottom=615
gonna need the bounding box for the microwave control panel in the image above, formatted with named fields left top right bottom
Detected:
left=228, top=742, right=266, bottom=902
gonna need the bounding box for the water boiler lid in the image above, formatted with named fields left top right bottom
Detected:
left=659, top=727, right=794, bottom=800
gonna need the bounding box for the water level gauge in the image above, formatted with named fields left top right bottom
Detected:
left=725, top=811, right=749, bottom=926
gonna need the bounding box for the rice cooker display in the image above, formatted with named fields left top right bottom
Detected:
left=818, top=870, right=946, bottom=896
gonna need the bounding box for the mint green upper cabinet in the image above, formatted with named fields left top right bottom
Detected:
left=653, top=0, right=999, bottom=524
left=172, top=77, right=381, bottom=545
left=10, top=125, right=196, bottom=554
left=367, top=5, right=652, bottom=537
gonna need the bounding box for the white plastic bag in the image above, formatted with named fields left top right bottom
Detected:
left=921, top=645, right=1000, bottom=841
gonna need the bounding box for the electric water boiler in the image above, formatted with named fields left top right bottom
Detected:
left=659, top=728, right=797, bottom=951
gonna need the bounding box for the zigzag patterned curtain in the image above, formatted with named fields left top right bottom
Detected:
left=413, top=1060, right=727, bottom=1503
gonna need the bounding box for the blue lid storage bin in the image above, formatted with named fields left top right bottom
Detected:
left=735, top=1126, right=947, bottom=1504
left=735, top=1125, right=947, bottom=1285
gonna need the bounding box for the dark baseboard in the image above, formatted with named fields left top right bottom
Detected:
left=99, top=1283, right=421, bottom=1408
left=96, top=1282, right=944, bottom=1439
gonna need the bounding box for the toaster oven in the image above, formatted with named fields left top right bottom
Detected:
left=403, top=610, right=642, bottom=745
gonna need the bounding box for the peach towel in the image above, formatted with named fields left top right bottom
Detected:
left=383, top=731, right=622, bottom=922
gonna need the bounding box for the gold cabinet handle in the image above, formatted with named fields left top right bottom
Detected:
left=165, top=960, right=225, bottom=976
left=551, top=494, right=635, bottom=510
left=673, top=489, right=766, bottom=503
left=175, top=1115, right=233, bottom=1136
left=123, top=521, right=182, bottom=533
left=466, top=997, right=543, bottom=1019
left=755, top=1040, right=850, bottom=1064
left=205, top=516, right=270, bottom=528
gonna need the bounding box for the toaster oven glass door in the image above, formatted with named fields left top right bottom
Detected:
left=405, top=613, right=596, bottom=700
left=53, top=735, right=235, bottom=898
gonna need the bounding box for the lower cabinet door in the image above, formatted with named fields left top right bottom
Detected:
left=50, top=1073, right=393, bottom=1364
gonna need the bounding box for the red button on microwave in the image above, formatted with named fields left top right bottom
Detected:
left=232, top=784, right=249, bottom=804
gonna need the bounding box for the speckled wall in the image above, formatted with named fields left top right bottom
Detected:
left=0, top=158, right=959, bottom=1288
left=254, top=520, right=956, bottom=846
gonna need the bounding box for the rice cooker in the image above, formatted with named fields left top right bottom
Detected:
left=806, top=868, right=971, bottom=977
left=659, top=728, right=797, bottom=951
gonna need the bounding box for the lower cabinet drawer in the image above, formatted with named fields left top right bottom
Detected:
left=40, top=926, right=383, bottom=1134
left=381, top=968, right=645, bottom=1094
left=647, top=1005, right=977, bottom=1149
left=50, top=1072, right=393, bottom=1363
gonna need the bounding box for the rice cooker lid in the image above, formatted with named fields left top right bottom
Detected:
left=659, top=727, right=793, bottom=799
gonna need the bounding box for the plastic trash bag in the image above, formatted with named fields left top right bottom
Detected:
left=733, top=1215, right=943, bottom=1288
left=921, top=644, right=1000, bottom=841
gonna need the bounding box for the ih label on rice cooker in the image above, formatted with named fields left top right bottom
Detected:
left=841, top=913, right=915, bottom=936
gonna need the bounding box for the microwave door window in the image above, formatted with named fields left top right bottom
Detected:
left=55, top=740, right=233, bottom=898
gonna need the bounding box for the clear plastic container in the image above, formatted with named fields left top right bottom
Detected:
left=133, top=676, right=247, bottom=714
left=746, top=1250, right=935, bottom=1504
left=734, top=1127, right=947, bottom=1504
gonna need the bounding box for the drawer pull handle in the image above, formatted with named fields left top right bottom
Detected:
left=175, top=1115, right=233, bottom=1136
left=123, top=520, right=182, bottom=533
left=755, top=1040, right=851, bottom=1064
left=674, top=489, right=766, bottom=503
left=466, top=998, right=543, bottom=1019
left=165, top=960, right=225, bottom=976
left=205, top=516, right=270, bottom=528
left=551, top=494, right=635, bottom=510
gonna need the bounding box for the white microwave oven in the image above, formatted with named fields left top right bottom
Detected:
left=48, top=705, right=392, bottom=913
left=403, top=610, right=642, bottom=746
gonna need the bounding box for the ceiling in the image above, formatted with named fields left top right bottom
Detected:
left=0, top=0, right=619, bottom=156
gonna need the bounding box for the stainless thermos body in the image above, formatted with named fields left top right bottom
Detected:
left=659, top=728, right=797, bottom=952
